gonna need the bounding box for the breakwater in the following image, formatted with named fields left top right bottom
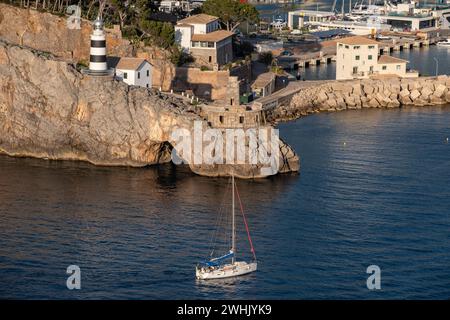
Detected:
left=265, top=76, right=450, bottom=122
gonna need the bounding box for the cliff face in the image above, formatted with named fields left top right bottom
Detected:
left=0, top=40, right=299, bottom=177
left=0, top=3, right=131, bottom=61
left=0, top=40, right=198, bottom=166
left=0, top=3, right=176, bottom=90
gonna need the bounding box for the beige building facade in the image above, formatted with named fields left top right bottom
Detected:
left=336, top=36, right=419, bottom=80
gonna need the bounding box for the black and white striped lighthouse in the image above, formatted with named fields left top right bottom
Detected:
left=89, top=16, right=108, bottom=73
left=82, top=16, right=113, bottom=76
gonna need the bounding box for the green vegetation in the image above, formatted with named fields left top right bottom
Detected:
left=3, top=0, right=179, bottom=61
left=75, top=60, right=89, bottom=71
left=2, top=0, right=260, bottom=67
left=258, top=52, right=273, bottom=66
left=201, top=0, right=259, bottom=31
left=169, top=46, right=194, bottom=67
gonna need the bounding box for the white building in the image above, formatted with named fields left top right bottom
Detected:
left=159, top=1, right=191, bottom=13
left=336, top=36, right=418, bottom=80
left=114, top=58, right=153, bottom=88
left=287, top=10, right=335, bottom=30
left=174, top=14, right=233, bottom=66
left=308, top=20, right=391, bottom=36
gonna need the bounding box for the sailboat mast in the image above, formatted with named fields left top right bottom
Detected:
left=231, top=174, right=235, bottom=264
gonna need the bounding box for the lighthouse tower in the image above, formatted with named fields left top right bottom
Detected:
left=89, top=17, right=108, bottom=72
left=83, top=17, right=113, bottom=76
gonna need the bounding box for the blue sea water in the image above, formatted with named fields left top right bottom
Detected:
left=1, top=106, right=449, bottom=299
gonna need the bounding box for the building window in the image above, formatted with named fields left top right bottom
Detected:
left=147, top=70, right=149, bottom=77
left=339, top=44, right=343, bottom=48
left=124, top=72, right=127, bottom=79
left=209, top=56, right=212, bottom=63
left=146, top=84, right=149, bottom=88
left=368, top=55, right=373, bottom=60
left=138, top=72, right=140, bottom=79
left=345, top=45, right=349, bottom=49
left=239, top=116, right=244, bottom=124
left=353, top=66, right=358, bottom=74
left=354, top=46, right=360, bottom=49
left=355, top=55, right=360, bottom=60
left=219, top=115, right=224, bottom=123
left=368, top=45, right=375, bottom=49
left=396, top=65, right=401, bottom=70
left=382, top=65, right=387, bottom=70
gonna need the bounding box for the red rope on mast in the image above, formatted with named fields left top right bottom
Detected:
left=234, top=181, right=257, bottom=261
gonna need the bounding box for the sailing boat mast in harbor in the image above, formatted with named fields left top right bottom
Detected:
left=196, top=174, right=257, bottom=280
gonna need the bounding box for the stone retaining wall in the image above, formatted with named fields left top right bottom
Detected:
left=267, top=76, right=450, bottom=122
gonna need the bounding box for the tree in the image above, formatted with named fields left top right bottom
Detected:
left=109, top=0, right=129, bottom=29
left=201, top=0, right=259, bottom=31
left=258, top=51, right=273, bottom=66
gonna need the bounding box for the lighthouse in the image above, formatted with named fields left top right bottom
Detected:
left=83, top=16, right=113, bottom=76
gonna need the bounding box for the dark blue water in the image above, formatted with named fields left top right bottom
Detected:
left=1, top=106, right=450, bottom=299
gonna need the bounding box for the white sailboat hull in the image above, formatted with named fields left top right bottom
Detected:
left=196, top=261, right=257, bottom=280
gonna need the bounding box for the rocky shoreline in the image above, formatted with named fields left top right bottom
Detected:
left=0, top=39, right=299, bottom=178
left=266, top=76, right=450, bottom=123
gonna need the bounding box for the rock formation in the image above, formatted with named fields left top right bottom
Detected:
left=0, top=39, right=299, bottom=177
left=267, top=77, right=450, bottom=122
left=0, top=2, right=176, bottom=90
left=0, top=39, right=197, bottom=166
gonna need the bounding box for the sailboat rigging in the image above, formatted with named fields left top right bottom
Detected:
left=196, top=174, right=257, bottom=280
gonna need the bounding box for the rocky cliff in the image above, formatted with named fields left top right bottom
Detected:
left=0, top=39, right=299, bottom=177
left=267, top=77, right=450, bottom=122
left=0, top=39, right=198, bottom=166
left=0, top=3, right=176, bottom=90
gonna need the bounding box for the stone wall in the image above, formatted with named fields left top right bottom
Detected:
left=171, top=67, right=230, bottom=101
left=267, top=76, right=450, bottom=122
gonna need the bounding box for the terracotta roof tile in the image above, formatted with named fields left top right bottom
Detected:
left=337, top=36, right=380, bottom=46
left=191, top=30, right=233, bottom=42
left=178, top=14, right=218, bottom=25
left=378, top=55, right=409, bottom=64
left=116, top=57, right=148, bottom=70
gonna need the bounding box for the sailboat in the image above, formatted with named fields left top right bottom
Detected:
left=196, top=174, right=257, bottom=280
